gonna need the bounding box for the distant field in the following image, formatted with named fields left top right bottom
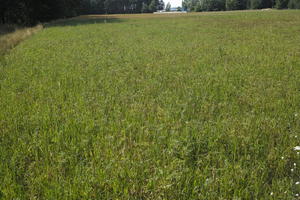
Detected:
left=0, top=10, right=300, bottom=199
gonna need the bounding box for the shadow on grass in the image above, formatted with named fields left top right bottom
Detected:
left=45, top=16, right=125, bottom=28
left=0, top=24, right=19, bottom=36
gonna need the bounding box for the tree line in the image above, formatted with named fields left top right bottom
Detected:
left=0, top=0, right=299, bottom=25
left=182, top=0, right=300, bottom=11
left=0, top=0, right=164, bottom=25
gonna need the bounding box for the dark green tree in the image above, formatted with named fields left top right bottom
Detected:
left=141, top=2, right=149, bottom=12
left=158, top=0, right=165, bottom=10
left=250, top=0, right=262, bottom=8
left=166, top=2, right=171, bottom=10
left=288, top=0, right=300, bottom=8
left=149, top=0, right=159, bottom=12
left=275, top=0, right=289, bottom=8
left=226, top=0, right=238, bottom=9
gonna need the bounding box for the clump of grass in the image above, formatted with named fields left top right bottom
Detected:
left=0, top=24, right=43, bottom=55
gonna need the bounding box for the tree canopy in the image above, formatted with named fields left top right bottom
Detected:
left=0, top=0, right=299, bottom=25
left=0, top=0, right=164, bottom=25
left=182, top=0, right=299, bottom=11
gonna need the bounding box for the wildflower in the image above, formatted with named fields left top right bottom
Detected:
left=270, top=192, right=273, bottom=196
left=296, top=182, right=300, bottom=185
left=294, top=146, right=300, bottom=151
left=294, top=163, right=297, bottom=167
left=296, top=194, right=299, bottom=197
left=281, top=156, right=284, bottom=160
left=291, top=168, right=294, bottom=172
left=295, top=113, right=298, bottom=117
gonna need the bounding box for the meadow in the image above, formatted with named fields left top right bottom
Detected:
left=0, top=10, right=300, bottom=199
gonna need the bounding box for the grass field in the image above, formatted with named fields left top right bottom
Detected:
left=0, top=10, right=300, bottom=199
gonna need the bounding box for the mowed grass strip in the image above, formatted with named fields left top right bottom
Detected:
left=0, top=10, right=300, bottom=199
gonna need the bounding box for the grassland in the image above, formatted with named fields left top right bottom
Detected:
left=0, top=10, right=300, bottom=199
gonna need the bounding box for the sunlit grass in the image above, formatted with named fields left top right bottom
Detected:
left=0, top=10, right=300, bottom=199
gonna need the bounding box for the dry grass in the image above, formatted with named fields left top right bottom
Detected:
left=0, top=25, right=43, bottom=55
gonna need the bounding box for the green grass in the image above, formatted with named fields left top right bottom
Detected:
left=0, top=10, right=300, bottom=199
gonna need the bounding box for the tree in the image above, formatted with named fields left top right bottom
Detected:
left=226, top=0, right=238, bottom=9
left=236, top=0, right=248, bottom=9
left=158, top=0, right=165, bottom=10
left=149, top=0, right=159, bottom=12
left=141, top=2, right=149, bottom=12
left=261, top=0, right=274, bottom=7
left=166, top=2, right=171, bottom=10
left=182, top=0, right=188, bottom=10
left=182, top=0, right=199, bottom=11
left=288, top=0, right=300, bottom=8
left=0, top=0, right=83, bottom=25
left=250, top=0, right=262, bottom=8
left=198, top=0, right=225, bottom=11
left=275, top=0, right=289, bottom=8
